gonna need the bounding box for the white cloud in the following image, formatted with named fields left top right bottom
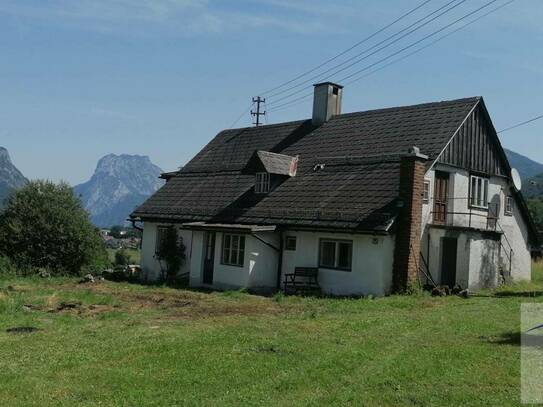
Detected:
left=0, top=0, right=332, bottom=36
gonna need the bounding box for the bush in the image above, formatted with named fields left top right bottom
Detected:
left=115, top=249, right=131, bottom=266
left=0, top=256, right=16, bottom=276
left=155, top=226, right=186, bottom=282
left=0, top=180, right=108, bottom=275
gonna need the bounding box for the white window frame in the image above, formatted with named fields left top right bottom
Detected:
left=423, top=180, right=430, bottom=203
left=469, top=175, right=489, bottom=209
left=285, top=236, right=297, bottom=251
left=505, top=195, right=514, bottom=216
left=255, top=172, right=270, bottom=194
left=318, top=239, right=353, bottom=271
left=221, top=234, right=245, bottom=267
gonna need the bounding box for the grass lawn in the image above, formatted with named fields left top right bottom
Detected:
left=1, top=265, right=543, bottom=406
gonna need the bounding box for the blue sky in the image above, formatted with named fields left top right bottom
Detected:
left=1, top=0, right=542, bottom=184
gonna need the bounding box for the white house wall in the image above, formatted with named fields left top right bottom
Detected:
left=281, top=231, right=395, bottom=296
left=421, top=164, right=532, bottom=288
left=190, top=231, right=278, bottom=292
left=140, top=222, right=193, bottom=281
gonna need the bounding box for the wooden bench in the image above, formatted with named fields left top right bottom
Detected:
left=283, top=267, right=320, bottom=295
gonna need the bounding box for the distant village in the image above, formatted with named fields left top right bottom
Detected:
left=99, top=226, right=141, bottom=250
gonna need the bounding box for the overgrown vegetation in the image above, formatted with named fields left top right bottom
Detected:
left=527, top=197, right=543, bottom=231
left=155, top=226, right=186, bottom=282
left=0, top=180, right=108, bottom=275
left=114, top=248, right=131, bottom=266
left=0, top=264, right=542, bottom=405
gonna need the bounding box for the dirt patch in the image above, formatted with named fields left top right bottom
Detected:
left=6, top=326, right=40, bottom=334
left=54, top=282, right=291, bottom=320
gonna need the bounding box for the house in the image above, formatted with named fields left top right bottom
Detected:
left=131, top=83, right=538, bottom=296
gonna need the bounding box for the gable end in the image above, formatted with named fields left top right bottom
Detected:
left=436, top=103, right=507, bottom=177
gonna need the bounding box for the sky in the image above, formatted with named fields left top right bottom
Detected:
left=0, top=0, right=542, bottom=185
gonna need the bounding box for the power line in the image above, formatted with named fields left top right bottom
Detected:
left=227, top=102, right=254, bottom=129
left=267, top=0, right=468, bottom=104
left=337, top=0, right=501, bottom=83
left=269, top=0, right=506, bottom=113
left=344, top=0, right=515, bottom=86
left=260, top=0, right=434, bottom=96
left=498, top=114, right=543, bottom=133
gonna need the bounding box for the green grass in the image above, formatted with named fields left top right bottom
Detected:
left=1, top=266, right=543, bottom=406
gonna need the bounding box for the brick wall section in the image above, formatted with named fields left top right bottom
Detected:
left=392, top=149, right=428, bottom=292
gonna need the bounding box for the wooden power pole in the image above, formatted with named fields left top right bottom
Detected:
left=251, top=97, right=266, bottom=127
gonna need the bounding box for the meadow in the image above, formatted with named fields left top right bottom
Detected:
left=1, top=264, right=542, bottom=406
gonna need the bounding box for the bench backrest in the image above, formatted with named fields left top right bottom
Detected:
left=294, top=267, right=318, bottom=277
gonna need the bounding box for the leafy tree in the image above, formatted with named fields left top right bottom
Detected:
left=155, top=226, right=186, bottom=282
left=0, top=180, right=108, bottom=275
left=527, top=198, right=543, bottom=231
left=115, top=249, right=131, bottom=266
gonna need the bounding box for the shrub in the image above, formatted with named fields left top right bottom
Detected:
left=0, top=180, right=108, bottom=275
left=0, top=256, right=16, bottom=276
left=115, top=249, right=131, bottom=266
left=155, top=226, right=186, bottom=282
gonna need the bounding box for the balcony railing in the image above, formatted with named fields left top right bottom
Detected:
left=427, top=196, right=499, bottom=231
left=426, top=196, right=513, bottom=274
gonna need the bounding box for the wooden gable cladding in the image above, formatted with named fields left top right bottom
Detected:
left=437, top=104, right=506, bottom=176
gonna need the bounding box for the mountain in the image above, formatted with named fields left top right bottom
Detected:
left=504, top=149, right=543, bottom=180
left=0, top=147, right=28, bottom=207
left=74, top=154, right=164, bottom=227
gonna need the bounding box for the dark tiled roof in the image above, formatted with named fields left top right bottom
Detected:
left=133, top=97, right=480, bottom=230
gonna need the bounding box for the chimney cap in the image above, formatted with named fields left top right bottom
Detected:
left=313, top=82, right=344, bottom=89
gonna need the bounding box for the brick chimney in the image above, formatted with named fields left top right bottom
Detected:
left=312, top=82, right=343, bottom=126
left=392, top=146, right=428, bottom=292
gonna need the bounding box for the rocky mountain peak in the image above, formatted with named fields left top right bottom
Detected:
left=74, top=154, right=164, bottom=227
left=0, top=147, right=28, bottom=207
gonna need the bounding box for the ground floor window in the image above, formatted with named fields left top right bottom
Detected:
left=285, top=236, right=297, bottom=251
left=221, top=234, right=245, bottom=267
left=155, top=226, right=169, bottom=254
left=319, top=239, right=353, bottom=271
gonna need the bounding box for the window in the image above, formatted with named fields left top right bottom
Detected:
left=285, top=236, right=297, bottom=251
left=319, top=239, right=353, bottom=271
left=505, top=196, right=514, bottom=216
left=155, top=226, right=168, bottom=254
left=221, top=234, right=245, bottom=267
left=255, top=172, right=270, bottom=194
left=423, top=180, right=430, bottom=203
left=469, top=175, right=489, bottom=209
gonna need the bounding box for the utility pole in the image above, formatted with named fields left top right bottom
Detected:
left=251, top=97, right=266, bottom=127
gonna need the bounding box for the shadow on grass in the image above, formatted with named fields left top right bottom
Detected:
left=494, top=291, right=543, bottom=298
left=487, top=331, right=543, bottom=347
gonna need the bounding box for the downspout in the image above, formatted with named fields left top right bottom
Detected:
left=276, top=231, right=284, bottom=292
left=128, top=217, right=144, bottom=232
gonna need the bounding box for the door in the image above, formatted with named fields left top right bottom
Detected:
left=203, top=232, right=215, bottom=285
left=433, top=172, right=449, bottom=225
left=441, top=237, right=457, bottom=287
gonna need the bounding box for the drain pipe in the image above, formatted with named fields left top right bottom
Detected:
left=276, top=232, right=284, bottom=292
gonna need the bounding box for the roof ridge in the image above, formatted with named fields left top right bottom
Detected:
left=226, top=118, right=307, bottom=132
left=334, top=96, right=481, bottom=119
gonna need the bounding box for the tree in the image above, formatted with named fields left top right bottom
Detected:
left=155, top=226, right=186, bottom=282
left=0, top=180, right=108, bottom=275
left=527, top=198, right=543, bottom=231
left=115, top=248, right=131, bottom=266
